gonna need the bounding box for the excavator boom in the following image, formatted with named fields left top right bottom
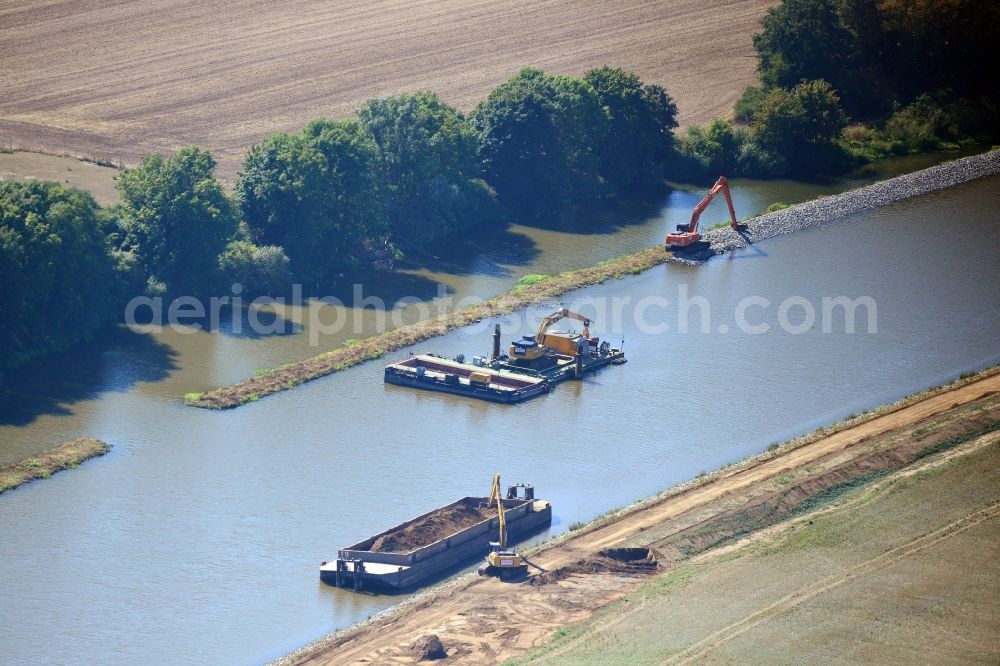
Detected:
left=665, top=176, right=738, bottom=248
left=488, top=472, right=507, bottom=549
left=535, top=308, right=590, bottom=343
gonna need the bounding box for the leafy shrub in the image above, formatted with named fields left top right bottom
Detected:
left=736, top=139, right=788, bottom=178
left=883, top=95, right=951, bottom=153
left=733, top=85, right=768, bottom=124
left=838, top=123, right=892, bottom=162
left=679, top=119, right=746, bottom=176
left=217, top=240, right=291, bottom=296
left=517, top=274, right=551, bottom=287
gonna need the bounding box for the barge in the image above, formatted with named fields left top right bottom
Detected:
left=384, top=314, right=626, bottom=404
left=384, top=354, right=548, bottom=404
left=321, top=485, right=552, bottom=592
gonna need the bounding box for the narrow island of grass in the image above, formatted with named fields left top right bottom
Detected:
left=0, top=438, right=110, bottom=495
left=186, top=246, right=671, bottom=409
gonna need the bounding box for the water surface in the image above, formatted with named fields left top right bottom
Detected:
left=1, top=162, right=998, bottom=665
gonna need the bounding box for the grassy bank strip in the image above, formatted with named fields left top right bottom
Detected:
left=0, top=438, right=110, bottom=495
left=186, top=247, right=672, bottom=409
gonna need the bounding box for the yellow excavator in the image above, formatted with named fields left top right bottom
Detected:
left=478, top=473, right=528, bottom=579
left=508, top=307, right=591, bottom=362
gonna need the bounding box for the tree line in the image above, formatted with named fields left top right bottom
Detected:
left=4, top=0, right=997, bottom=369
left=0, top=66, right=677, bottom=369
left=675, top=0, right=1000, bottom=179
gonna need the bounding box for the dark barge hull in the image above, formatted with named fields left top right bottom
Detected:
left=384, top=368, right=548, bottom=403
left=320, top=496, right=552, bottom=592
left=384, top=355, right=549, bottom=404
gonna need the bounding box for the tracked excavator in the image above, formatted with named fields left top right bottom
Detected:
left=508, top=307, right=608, bottom=364
left=478, top=473, right=528, bottom=580
left=666, top=176, right=739, bottom=248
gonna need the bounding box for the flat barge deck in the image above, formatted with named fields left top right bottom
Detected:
left=384, top=355, right=549, bottom=403
left=384, top=324, right=626, bottom=404
left=321, top=492, right=552, bottom=592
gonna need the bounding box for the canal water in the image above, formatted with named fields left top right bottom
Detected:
left=1, top=162, right=998, bottom=665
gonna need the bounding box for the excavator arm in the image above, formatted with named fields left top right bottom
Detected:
left=535, top=308, right=591, bottom=342
left=488, top=472, right=506, bottom=550
left=666, top=176, right=738, bottom=248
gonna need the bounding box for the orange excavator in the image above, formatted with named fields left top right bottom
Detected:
left=665, top=176, right=739, bottom=249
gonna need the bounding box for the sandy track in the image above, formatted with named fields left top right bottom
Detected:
left=0, top=0, right=774, bottom=179
left=287, top=372, right=1000, bottom=665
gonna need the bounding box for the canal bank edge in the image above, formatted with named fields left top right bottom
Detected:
left=270, top=362, right=1000, bottom=665
left=185, top=247, right=670, bottom=409
left=187, top=149, right=1000, bottom=410
left=0, top=438, right=110, bottom=495
left=703, top=148, right=1000, bottom=254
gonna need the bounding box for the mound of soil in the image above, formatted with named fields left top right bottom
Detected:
left=531, top=547, right=659, bottom=585
left=412, top=634, right=447, bottom=661
left=370, top=500, right=498, bottom=553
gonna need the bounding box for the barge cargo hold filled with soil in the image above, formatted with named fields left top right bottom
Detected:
left=321, top=490, right=552, bottom=592
left=384, top=354, right=549, bottom=403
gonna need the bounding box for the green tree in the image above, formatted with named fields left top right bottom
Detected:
left=753, top=80, right=848, bottom=169
left=304, top=118, right=387, bottom=263
left=117, top=147, right=236, bottom=296
left=237, top=133, right=326, bottom=283
left=753, top=0, right=865, bottom=112
left=752, top=0, right=1000, bottom=118
left=876, top=0, right=1000, bottom=104
left=237, top=121, right=384, bottom=284
left=584, top=66, right=677, bottom=189
left=358, top=92, right=481, bottom=245
left=0, top=181, right=119, bottom=368
left=545, top=74, right=609, bottom=190
left=471, top=68, right=608, bottom=219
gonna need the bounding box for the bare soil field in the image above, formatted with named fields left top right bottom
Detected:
left=0, top=151, right=120, bottom=204
left=276, top=370, right=1000, bottom=665
left=0, top=0, right=774, bottom=180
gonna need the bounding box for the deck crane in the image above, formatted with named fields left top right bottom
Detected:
left=478, top=473, right=528, bottom=579
left=666, top=176, right=739, bottom=248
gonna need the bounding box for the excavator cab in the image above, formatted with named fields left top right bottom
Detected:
left=483, top=542, right=525, bottom=576
left=509, top=335, right=544, bottom=362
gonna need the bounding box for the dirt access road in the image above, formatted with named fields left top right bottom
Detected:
left=0, top=0, right=774, bottom=179
left=283, top=370, right=1000, bottom=665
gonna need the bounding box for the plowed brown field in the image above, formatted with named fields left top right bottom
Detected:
left=0, top=0, right=774, bottom=179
